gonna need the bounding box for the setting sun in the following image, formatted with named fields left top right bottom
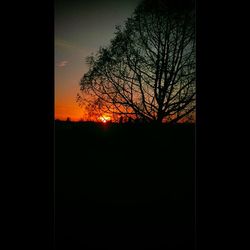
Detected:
left=98, top=115, right=111, bottom=123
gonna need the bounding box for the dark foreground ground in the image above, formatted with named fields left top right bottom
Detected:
left=55, top=121, right=195, bottom=249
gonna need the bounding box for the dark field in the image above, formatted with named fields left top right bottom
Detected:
left=55, top=121, right=195, bottom=249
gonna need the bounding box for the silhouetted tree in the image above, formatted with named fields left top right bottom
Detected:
left=128, top=117, right=132, bottom=124
left=119, top=116, right=124, bottom=124
left=77, top=0, right=195, bottom=123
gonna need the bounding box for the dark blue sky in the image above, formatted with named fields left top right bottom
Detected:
left=55, top=0, right=141, bottom=120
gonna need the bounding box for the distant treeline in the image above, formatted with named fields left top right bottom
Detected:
left=55, top=118, right=195, bottom=125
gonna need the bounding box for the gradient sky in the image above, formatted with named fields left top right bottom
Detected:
left=55, top=0, right=142, bottom=121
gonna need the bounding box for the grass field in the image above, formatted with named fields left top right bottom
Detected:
left=55, top=121, right=195, bottom=249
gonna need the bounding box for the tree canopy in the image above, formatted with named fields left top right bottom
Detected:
left=77, top=0, right=195, bottom=123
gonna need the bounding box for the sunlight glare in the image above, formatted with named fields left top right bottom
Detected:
left=99, top=115, right=111, bottom=123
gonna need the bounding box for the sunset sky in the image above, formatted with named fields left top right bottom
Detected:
left=55, top=0, right=141, bottom=121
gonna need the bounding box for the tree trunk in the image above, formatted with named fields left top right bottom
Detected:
left=156, top=111, right=164, bottom=123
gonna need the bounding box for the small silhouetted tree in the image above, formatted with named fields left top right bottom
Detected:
left=77, top=0, right=195, bottom=123
left=128, top=117, right=132, bottom=124
left=119, top=116, right=124, bottom=124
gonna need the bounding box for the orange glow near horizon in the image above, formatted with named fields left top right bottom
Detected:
left=55, top=100, right=195, bottom=123
left=55, top=102, right=86, bottom=121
